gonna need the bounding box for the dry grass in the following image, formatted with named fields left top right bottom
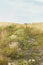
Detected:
left=0, top=22, right=43, bottom=31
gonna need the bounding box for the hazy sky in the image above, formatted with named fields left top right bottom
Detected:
left=0, top=0, right=43, bottom=24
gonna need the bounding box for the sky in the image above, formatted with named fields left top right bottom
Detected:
left=0, top=0, right=43, bottom=24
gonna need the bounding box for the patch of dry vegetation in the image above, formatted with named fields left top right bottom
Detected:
left=0, top=22, right=43, bottom=65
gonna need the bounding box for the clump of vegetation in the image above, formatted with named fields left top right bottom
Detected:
left=0, top=55, right=8, bottom=65
left=0, top=23, right=43, bottom=65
